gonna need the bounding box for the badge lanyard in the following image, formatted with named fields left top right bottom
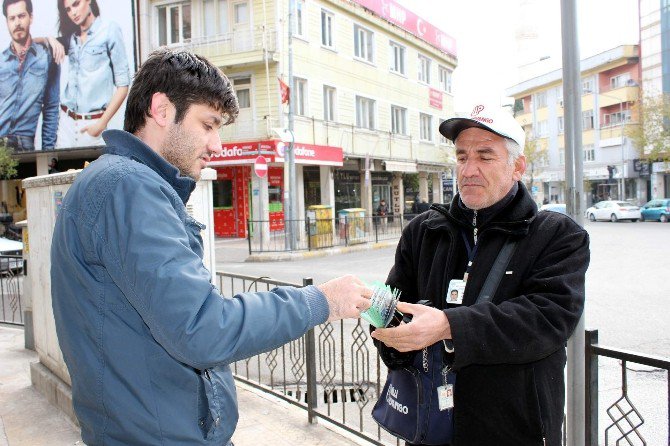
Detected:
left=460, top=230, right=478, bottom=283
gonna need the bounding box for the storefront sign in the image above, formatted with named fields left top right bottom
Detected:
left=209, top=140, right=343, bottom=166
left=429, top=88, right=443, bottom=110
left=351, top=0, right=456, bottom=56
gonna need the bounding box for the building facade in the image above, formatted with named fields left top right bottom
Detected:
left=506, top=45, right=643, bottom=206
left=639, top=0, right=670, bottom=199
left=136, top=0, right=458, bottom=237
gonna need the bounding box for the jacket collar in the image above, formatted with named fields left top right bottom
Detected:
left=425, top=181, right=537, bottom=236
left=102, top=129, right=196, bottom=204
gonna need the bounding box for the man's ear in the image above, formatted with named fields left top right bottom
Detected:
left=512, top=154, right=527, bottom=182
left=149, top=92, right=173, bottom=128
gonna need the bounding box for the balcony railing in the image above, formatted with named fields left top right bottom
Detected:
left=169, top=28, right=277, bottom=60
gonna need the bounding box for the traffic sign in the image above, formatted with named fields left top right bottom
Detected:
left=254, top=156, right=268, bottom=178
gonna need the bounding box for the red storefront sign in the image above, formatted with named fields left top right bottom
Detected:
left=351, top=0, right=457, bottom=57
left=429, top=88, right=443, bottom=110
left=208, top=140, right=343, bottom=167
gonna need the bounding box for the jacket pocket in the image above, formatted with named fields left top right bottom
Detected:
left=199, top=368, right=221, bottom=440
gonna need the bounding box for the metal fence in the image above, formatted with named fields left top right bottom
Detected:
left=586, top=330, right=670, bottom=446
left=215, top=271, right=400, bottom=445
left=217, top=272, right=670, bottom=445
left=247, top=215, right=419, bottom=254
left=0, top=255, right=24, bottom=326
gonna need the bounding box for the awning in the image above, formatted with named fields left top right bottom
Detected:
left=383, top=160, right=418, bottom=173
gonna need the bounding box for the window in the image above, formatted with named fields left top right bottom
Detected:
left=582, top=110, right=594, bottom=129
left=559, top=148, right=565, bottom=165
left=557, top=116, right=564, bottom=134
left=439, top=119, right=448, bottom=144
left=582, top=78, right=593, bottom=95
left=294, top=0, right=306, bottom=37
left=157, top=3, right=192, bottom=46
left=203, top=0, right=229, bottom=36
left=389, top=41, right=406, bottom=74
left=604, top=110, right=632, bottom=127
left=356, top=96, right=375, bottom=129
left=321, top=9, right=334, bottom=48
left=420, top=113, right=433, bottom=141
left=295, top=77, right=307, bottom=116
left=610, top=73, right=632, bottom=89
left=354, top=24, right=374, bottom=63
left=438, top=66, right=452, bottom=93
left=418, top=55, right=431, bottom=84
left=556, top=86, right=563, bottom=104
left=536, top=119, right=548, bottom=137
left=583, top=144, right=595, bottom=162
left=535, top=91, right=548, bottom=108
left=233, top=77, right=251, bottom=108
left=234, top=2, right=248, bottom=25
left=323, top=85, right=336, bottom=121
left=391, top=106, right=407, bottom=135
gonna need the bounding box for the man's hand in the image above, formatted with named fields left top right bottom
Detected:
left=317, top=275, right=372, bottom=321
left=371, top=302, right=452, bottom=351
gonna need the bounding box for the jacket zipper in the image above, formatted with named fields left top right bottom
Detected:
left=472, top=210, right=478, bottom=245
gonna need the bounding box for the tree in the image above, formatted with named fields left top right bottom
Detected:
left=0, top=140, right=18, bottom=180
left=627, top=92, right=670, bottom=161
left=523, top=133, right=548, bottom=196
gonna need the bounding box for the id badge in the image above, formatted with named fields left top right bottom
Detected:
left=446, top=279, right=466, bottom=305
left=437, top=384, right=454, bottom=411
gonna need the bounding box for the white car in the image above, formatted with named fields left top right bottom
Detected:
left=585, top=200, right=641, bottom=222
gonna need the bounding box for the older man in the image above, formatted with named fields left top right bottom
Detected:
left=0, top=0, right=59, bottom=151
left=372, top=104, right=589, bottom=446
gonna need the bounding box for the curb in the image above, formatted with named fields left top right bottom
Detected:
left=245, top=239, right=398, bottom=262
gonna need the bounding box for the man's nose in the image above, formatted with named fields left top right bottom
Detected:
left=208, top=131, right=222, bottom=155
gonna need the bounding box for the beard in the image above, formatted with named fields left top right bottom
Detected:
left=160, top=122, right=201, bottom=180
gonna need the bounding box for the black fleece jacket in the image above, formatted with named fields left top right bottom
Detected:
left=385, top=182, right=590, bottom=446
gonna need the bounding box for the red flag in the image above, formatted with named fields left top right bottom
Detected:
left=278, top=77, right=290, bottom=104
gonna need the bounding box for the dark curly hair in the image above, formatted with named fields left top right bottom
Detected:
left=124, top=48, right=239, bottom=134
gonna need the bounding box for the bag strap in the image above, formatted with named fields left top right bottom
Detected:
left=475, top=237, right=518, bottom=304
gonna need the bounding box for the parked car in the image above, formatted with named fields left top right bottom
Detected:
left=585, top=200, right=641, bottom=222
left=0, top=236, right=23, bottom=272
left=539, top=203, right=567, bottom=215
left=640, top=198, right=670, bottom=222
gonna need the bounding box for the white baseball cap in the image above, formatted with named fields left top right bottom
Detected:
left=439, top=104, right=525, bottom=152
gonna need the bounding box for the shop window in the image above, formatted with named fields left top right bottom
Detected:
left=213, top=180, right=233, bottom=208
left=303, top=166, right=321, bottom=207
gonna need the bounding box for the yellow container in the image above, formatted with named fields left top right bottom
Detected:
left=307, top=205, right=333, bottom=248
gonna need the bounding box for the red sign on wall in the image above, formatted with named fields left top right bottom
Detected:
left=209, top=140, right=343, bottom=167
left=351, top=0, right=457, bottom=57
left=429, top=88, right=443, bottom=110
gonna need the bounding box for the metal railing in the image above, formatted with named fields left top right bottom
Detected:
left=216, top=273, right=670, bottom=445
left=247, top=215, right=419, bottom=254
left=215, top=271, right=400, bottom=445
left=586, top=329, right=670, bottom=446
left=0, top=255, right=24, bottom=326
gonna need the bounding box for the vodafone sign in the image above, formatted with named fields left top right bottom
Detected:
left=208, top=140, right=343, bottom=167
left=254, top=156, right=268, bottom=178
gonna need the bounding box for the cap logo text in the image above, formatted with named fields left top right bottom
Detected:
left=471, top=105, right=485, bottom=117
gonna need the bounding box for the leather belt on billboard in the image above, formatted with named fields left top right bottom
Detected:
left=60, top=104, right=105, bottom=120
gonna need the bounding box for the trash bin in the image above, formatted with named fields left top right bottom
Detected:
left=307, top=205, right=333, bottom=249
left=337, top=208, right=366, bottom=244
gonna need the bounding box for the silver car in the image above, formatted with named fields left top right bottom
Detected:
left=585, top=200, right=641, bottom=222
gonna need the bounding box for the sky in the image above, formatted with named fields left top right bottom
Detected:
left=395, top=0, right=640, bottom=111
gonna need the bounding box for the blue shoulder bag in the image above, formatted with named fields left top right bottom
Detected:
left=372, top=238, right=518, bottom=445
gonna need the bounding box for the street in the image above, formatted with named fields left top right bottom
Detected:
left=216, top=219, right=670, bottom=445
left=217, top=220, right=670, bottom=357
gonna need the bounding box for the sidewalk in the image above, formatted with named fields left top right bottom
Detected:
left=0, top=326, right=365, bottom=446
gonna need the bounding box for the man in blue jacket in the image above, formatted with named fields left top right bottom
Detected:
left=0, top=0, right=60, bottom=151
left=50, top=48, right=372, bottom=446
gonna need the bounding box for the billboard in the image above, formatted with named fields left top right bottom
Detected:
left=0, top=0, right=136, bottom=152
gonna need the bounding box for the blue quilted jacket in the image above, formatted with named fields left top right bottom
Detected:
left=51, top=129, right=329, bottom=445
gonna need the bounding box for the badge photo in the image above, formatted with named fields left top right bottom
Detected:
left=446, top=279, right=465, bottom=305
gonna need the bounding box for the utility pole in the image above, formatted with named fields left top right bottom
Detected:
left=287, top=0, right=297, bottom=250
left=561, top=0, right=585, bottom=445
